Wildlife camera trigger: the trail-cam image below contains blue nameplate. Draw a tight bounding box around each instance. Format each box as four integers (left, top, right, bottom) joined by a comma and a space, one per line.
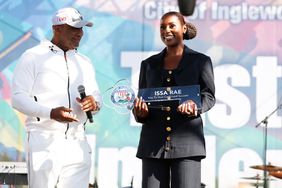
138, 85, 201, 109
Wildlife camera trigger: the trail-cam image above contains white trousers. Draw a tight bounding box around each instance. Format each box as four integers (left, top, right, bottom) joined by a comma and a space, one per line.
27, 131, 91, 188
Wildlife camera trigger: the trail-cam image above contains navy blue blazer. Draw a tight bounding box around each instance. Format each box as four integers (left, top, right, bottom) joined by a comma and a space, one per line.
134, 45, 215, 159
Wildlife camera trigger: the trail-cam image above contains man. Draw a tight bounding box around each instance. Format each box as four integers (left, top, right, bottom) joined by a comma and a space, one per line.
12, 7, 100, 188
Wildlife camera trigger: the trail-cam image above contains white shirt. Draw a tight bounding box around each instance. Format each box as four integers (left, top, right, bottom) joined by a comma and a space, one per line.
12, 40, 101, 135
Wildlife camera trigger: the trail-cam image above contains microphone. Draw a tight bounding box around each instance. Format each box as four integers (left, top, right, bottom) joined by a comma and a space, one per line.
78, 85, 94, 123
177, 0, 196, 16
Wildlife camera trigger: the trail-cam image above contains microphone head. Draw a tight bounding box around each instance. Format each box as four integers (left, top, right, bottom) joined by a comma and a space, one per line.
78, 85, 85, 93
177, 0, 196, 16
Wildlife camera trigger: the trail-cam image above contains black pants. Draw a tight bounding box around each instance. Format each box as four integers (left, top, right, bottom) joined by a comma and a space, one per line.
142, 157, 201, 188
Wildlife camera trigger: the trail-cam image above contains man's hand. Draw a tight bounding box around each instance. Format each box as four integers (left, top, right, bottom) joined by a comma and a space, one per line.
50, 106, 79, 123
76, 95, 99, 112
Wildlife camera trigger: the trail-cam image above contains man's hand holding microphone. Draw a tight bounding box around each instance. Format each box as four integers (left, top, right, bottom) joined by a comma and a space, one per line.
50, 85, 99, 123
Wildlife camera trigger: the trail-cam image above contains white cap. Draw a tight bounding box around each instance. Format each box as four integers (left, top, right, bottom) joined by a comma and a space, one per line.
52, 7, 93, 28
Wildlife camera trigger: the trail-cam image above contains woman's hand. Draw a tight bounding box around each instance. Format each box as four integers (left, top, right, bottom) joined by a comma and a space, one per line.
177, 100, 198, 116
133, 97, 149, 118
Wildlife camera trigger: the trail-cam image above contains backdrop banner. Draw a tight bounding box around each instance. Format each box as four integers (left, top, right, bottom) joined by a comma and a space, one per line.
0, 1, 282, 187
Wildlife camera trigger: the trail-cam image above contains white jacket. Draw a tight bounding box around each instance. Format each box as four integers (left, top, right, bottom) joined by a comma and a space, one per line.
12, 40, 101, 135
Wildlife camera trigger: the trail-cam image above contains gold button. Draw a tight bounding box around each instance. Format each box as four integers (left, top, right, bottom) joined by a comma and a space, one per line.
162, 106, 171, 111
166, 116, 171, 121
166, 127, 172, 131
166, 136, 171, 141
165, 147, 170, 151
166, 87, 171, 92
166, 78, 171, 82
168, 70, 172, 74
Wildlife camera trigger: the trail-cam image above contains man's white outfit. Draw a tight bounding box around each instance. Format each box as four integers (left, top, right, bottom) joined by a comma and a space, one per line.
12, 40, 100, 188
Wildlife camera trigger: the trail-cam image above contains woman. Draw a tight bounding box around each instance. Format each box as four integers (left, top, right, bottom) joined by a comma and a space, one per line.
133, 11, 215, 188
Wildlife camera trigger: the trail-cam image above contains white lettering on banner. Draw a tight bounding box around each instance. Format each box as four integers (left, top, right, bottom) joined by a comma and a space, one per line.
208, 64, 251, 129
189, 2, 207, 20
143, 1, 178, 20
143, 1, 207, 20
218, 148, 263, 188
218, 149, 282, 188
143, 1, 282, 24
97, 147, 141, 188
90, 136, 282, 188
97, 148, 119, 188
212, 2, 282, 24
95, 138, 216, 188
253, 56, 282, 128
202, 136, 216, 187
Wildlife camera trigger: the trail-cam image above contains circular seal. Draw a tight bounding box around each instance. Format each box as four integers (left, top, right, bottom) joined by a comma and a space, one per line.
110, 85, 135, 108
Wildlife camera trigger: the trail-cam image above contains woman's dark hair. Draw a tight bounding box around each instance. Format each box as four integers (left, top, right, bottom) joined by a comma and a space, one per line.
161, 11, 197, 40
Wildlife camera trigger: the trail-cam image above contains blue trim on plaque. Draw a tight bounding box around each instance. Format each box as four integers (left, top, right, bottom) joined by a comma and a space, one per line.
138, 85, 201, 109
